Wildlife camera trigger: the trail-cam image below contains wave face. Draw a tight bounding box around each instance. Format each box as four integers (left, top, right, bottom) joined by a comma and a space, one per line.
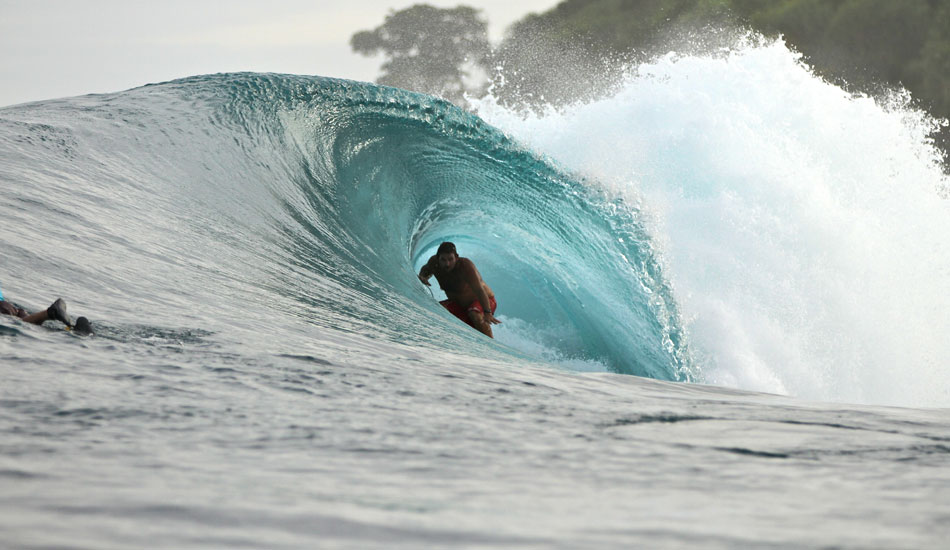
0, 72, 694, 382
475, 37, 950, 407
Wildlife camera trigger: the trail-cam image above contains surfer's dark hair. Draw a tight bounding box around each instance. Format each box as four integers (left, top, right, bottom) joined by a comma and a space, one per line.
437, 242, 457, 256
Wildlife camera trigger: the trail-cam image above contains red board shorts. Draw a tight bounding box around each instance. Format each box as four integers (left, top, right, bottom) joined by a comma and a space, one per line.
440, 297, 497, 328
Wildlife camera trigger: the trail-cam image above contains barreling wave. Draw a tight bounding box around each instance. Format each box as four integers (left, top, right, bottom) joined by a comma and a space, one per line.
0, 73, 696, 382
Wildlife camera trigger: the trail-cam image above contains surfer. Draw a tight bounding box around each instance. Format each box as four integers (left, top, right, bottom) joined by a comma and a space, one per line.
0, 283, 92, 334
418, 242, 501, 338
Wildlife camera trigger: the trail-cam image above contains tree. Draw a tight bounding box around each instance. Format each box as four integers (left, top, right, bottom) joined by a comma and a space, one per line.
350, 4, 491, 104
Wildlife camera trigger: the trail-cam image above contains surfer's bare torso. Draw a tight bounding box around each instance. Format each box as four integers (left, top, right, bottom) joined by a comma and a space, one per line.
417, 244, 500, 338
426, 256, 494, 308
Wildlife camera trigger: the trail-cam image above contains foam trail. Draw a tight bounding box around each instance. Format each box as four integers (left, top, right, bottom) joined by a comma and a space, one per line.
474, 37, 950, 407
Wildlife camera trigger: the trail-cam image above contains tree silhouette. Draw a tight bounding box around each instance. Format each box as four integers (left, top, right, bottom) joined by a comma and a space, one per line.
350, 4, 491, 104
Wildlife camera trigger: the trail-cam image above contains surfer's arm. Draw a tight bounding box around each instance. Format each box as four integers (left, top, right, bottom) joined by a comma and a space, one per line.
465, 261, 497, 321
417, 257, 436, 286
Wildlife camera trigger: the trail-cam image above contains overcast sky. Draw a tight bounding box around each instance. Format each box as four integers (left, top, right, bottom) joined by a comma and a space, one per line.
0, 0, 556, 107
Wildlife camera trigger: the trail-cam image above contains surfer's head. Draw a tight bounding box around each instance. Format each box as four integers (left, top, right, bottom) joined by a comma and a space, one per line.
437, 241, 458, 271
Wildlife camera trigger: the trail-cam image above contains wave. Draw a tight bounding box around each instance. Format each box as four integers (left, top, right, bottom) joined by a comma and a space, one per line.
0, 72, 695, 382
4, 35, 948, 407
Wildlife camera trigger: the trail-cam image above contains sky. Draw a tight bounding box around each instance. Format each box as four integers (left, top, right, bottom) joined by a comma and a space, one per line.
0, 0, 557, 108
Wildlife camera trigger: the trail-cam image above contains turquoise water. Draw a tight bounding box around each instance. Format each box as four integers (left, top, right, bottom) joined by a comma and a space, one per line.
1, 37, 949, 549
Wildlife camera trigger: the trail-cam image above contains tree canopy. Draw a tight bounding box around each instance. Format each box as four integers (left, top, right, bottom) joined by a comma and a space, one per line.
350, 4, 491, 104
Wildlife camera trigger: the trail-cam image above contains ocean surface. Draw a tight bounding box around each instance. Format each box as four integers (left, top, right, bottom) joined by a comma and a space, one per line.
2, 37, 949, 549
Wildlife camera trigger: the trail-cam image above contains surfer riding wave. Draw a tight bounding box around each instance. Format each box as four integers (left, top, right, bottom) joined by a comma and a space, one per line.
417, 242, 501, 338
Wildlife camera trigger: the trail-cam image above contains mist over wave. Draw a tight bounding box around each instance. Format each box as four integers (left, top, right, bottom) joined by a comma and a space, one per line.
473, 36, 950, 407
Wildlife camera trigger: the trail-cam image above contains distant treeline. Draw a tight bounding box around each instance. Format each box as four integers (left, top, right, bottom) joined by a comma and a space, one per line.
353, 1, 950, 154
